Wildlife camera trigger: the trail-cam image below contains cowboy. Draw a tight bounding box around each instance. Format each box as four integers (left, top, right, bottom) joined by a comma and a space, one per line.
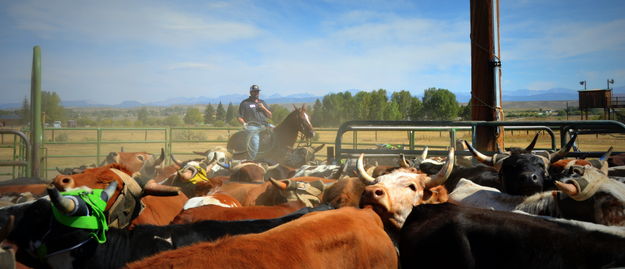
238, 84, 272, 159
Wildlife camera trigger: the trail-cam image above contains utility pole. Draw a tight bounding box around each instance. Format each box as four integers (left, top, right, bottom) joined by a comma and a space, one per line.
470, 0, 504, 152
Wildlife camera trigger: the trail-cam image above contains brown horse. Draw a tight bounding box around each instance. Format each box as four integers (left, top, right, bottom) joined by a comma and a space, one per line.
227, 105, 315, 163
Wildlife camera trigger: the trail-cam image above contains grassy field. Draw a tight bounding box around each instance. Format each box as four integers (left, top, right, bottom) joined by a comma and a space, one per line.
1, 124, 624, 181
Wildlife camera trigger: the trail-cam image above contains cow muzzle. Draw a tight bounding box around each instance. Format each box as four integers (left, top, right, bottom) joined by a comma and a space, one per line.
360, 185, 391, 213
54, 176, 75, 190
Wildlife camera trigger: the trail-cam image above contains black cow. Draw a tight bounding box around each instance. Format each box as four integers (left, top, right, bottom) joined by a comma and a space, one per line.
400, 203, 625, 269
462, 133, 577, 196
0, 185, 333, 269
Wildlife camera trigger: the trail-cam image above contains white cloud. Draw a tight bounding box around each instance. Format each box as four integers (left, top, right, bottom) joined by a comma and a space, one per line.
8, 0, 262, 46
504, 19, 625, 60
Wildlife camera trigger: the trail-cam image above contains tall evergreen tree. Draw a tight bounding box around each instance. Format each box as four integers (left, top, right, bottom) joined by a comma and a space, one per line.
215, 102, 226, 121
225, 103, 236, 123
204, 103, 215, 124
310, 99, 323, 126
19, 97, 31, 124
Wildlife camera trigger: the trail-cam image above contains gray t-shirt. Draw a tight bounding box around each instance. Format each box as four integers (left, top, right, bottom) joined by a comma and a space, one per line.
239, 97, 270, 125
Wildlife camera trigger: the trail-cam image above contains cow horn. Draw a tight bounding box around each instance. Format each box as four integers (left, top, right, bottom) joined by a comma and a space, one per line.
464, 140, 494, 166
154, 148, 165, 166
47, 184, 76, 215
357, 153, 376, 184
313, 144, 325, 153
399, 154, 410, 168
421, 146, 429, 160
100, 181, 118, 202
56, 167, 66, 174
600, 146, 614, 161
268, 177, 288, 190
203, 154, 218, 166
266, 163, 280, 170
554, 181, 578, 196
193, 150, 210, 156
143, 179, 180, 196
525, 133, 540, 152
550, 134, 577, 163
170, 153, 184, 167
424, 147, 455, 189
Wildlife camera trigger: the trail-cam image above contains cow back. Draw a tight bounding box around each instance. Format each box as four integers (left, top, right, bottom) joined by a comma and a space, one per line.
126, 207, 397, 269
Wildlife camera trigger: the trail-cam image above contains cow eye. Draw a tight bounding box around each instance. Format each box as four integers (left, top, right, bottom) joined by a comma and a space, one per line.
408, 184, 417, 192
137, 155, 145, 161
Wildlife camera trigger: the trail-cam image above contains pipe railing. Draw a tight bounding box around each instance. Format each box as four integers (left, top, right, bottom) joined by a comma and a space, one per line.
334, 120, 625, 162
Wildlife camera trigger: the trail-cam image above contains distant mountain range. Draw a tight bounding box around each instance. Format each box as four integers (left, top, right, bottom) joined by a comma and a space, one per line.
1, 86, 623, 109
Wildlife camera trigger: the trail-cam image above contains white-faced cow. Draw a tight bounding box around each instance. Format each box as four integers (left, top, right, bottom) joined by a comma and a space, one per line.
357, 148, 455, 240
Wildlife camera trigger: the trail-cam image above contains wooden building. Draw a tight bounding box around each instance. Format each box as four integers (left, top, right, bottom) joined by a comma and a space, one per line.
578, 89, 612, 120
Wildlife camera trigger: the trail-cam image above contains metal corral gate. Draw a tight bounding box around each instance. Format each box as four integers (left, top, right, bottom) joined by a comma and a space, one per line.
0, 127, 334, 180
333, 120, 625, 162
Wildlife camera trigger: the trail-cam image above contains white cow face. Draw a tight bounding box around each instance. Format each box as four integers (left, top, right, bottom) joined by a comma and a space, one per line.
360, 169, 428, 229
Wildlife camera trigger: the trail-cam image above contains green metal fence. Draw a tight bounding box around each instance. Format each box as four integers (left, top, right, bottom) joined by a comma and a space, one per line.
3, 120, 625, 180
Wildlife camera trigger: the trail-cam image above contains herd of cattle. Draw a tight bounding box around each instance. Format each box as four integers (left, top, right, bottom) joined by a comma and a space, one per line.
1, 133, 625, 268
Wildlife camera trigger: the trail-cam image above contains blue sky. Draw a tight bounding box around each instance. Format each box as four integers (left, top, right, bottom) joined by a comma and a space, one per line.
1, 0, 624, 105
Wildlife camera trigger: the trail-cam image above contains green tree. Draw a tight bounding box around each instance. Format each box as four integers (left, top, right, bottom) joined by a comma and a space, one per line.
353, 91, 372, 120
408, 96, 423, 120
310, 99, 323, 126
19, 97, 31, 124
368, 89, 388, 120
421, 88, 459, 120
204, 103, 215, 124
383, 102, 402, 120
270, 104, 290, 124
164, 114, 183, 126
215, 102, 226, 121
225, 103, 237, 124
42, 91, 65, 122
391, 90, 413, 119
183, 107, 203, 125
458, 104, 471, 120
137, 107, 149, 125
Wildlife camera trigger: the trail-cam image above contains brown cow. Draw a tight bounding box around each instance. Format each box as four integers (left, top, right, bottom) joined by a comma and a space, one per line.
126, 207, 397, 269
101, 149, 166, 178
321, 176, 366, 208
220, 176, 332, 206
549, 147, 612, 179
171, 201, 305, 223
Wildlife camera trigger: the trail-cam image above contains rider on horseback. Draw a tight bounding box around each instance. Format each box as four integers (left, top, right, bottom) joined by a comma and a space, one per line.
238, 84, 273, 159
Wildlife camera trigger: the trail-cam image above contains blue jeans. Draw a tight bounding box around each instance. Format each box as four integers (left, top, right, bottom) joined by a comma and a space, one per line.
245, 125, 261, 159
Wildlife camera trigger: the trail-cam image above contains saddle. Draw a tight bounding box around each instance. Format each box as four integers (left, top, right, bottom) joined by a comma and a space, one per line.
227, 127, 275, 160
